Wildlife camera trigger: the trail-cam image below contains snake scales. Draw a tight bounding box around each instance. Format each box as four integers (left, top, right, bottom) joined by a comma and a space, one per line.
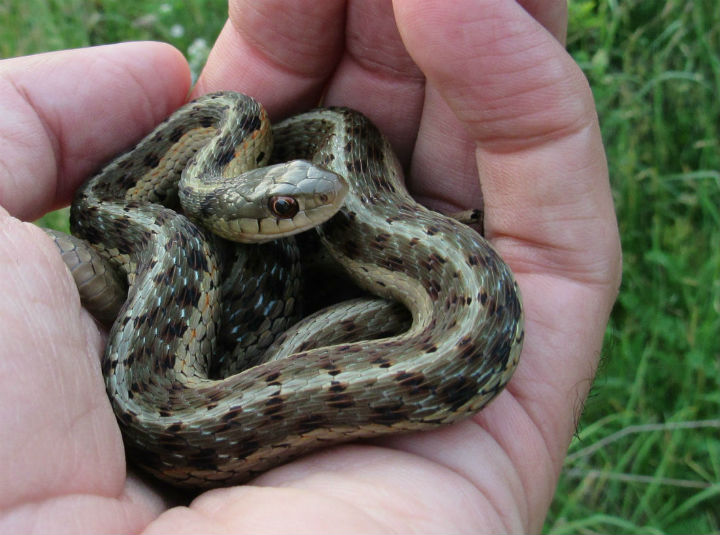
48, 91, 524, 488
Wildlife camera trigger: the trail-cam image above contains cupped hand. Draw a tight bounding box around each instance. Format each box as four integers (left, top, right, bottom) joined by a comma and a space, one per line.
0, 0, 620, 533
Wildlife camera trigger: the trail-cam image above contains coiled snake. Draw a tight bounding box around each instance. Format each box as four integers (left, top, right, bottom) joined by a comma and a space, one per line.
48, 91, 524, 488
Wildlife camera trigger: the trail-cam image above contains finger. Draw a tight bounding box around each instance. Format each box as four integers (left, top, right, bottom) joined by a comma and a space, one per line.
0, 42, 190, 221
322, 0, 425, 165
395, 0, 618, 281
394, 0, 620, 527
192, 0, 346, 118
0, 210, 119, 506
0, 208, 168, 530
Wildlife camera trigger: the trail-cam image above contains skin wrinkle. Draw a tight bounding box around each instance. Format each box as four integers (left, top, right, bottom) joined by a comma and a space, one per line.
496, 395, 571, 522
304, 481, 411, 531
492, 217, 619, 285
231, 1, 345, 76
231, 30, 333, 89
154, 486, 387, 533
0, 76, 60, 218
423, 425, 527, 532
375, 422, 523, 520
343, 3, 423, 82
290, 451, 507, 533
406, 87, 482, 211
482, 391, 554, 513
501, 361, 570, 470
344, 44, 423, 82
1, 494, 155, 534
456, 78, 592, 149
396, 7, 590, 153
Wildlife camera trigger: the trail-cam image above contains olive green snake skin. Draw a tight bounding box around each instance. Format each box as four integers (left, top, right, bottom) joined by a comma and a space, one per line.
48, 91, 524, 488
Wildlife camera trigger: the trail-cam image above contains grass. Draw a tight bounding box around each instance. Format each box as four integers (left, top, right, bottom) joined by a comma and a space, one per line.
1, 0, 718, 532
548, 2, 720, 533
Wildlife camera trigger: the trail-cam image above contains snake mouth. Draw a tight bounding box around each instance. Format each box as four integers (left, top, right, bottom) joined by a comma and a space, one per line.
212, 203, 344, 243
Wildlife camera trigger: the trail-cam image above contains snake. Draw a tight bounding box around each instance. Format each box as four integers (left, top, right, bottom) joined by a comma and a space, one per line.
47, 91, 524, 489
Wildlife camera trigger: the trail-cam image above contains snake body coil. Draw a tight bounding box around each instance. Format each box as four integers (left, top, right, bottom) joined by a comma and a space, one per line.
52, 92, 524, 488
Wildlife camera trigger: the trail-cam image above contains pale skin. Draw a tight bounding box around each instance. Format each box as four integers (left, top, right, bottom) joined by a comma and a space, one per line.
0, 0, 621, 532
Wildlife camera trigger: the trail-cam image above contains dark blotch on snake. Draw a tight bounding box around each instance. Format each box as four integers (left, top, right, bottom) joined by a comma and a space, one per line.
133, 306, 162, 330
198, 195, 215, 218
176, 284, 202, 308
143, 152, 160, 169
185, 247, 210, 273
158, 320, 188, 342
395, 371, 432, 396
158, 351, 176, 370
216, 147, 236, 168
328, 381, 348, 393
379, 256, 404, 271
371, 355, 393, 368
486, 335, 515, 369
436, 376, 481, 412
263, 396, 285, 417
220, 406, 244, 422
166, 422, 185, 433
340, 239, 360, 260
370, 402, 409, 426
241, 113, 262, 132
421, 278, 441, 301
168, 126, 185, 142
478, 289, 488, 305
467, 254, 481, 266
426, 225, 440, 236
346, 159, 363, 174
340, 319, 356, 332
326, 392, 355, 410
297, 414, 329, 434
264, 371, 281, 384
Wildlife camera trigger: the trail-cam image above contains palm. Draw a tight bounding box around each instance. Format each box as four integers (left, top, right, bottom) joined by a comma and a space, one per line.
0, 1, 619, 533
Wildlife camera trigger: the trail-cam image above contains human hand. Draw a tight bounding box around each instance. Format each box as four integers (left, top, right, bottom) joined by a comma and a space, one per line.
0, 0, 621, 533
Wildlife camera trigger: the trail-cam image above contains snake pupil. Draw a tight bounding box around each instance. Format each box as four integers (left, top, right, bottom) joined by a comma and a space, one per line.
269, 195, 299, 218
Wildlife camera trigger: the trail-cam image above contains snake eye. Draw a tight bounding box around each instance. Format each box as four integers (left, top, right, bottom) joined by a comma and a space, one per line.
268, 195, 299, 219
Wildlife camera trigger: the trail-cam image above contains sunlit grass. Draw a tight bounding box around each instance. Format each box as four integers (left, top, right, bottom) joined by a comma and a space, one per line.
546, 1, 720, 533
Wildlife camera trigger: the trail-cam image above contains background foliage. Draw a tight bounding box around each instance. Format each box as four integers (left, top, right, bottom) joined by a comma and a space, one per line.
1, 1, 718, 532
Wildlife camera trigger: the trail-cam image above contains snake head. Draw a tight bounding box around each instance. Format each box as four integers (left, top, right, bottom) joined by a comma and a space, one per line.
180, 160, 348, 243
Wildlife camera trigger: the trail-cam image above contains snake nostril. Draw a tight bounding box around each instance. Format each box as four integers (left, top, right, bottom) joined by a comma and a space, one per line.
268, 195, 299, 219
319, 194, 329, 204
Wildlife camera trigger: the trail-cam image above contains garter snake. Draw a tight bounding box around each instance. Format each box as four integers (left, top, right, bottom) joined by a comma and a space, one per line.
49, 91, 524, 488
